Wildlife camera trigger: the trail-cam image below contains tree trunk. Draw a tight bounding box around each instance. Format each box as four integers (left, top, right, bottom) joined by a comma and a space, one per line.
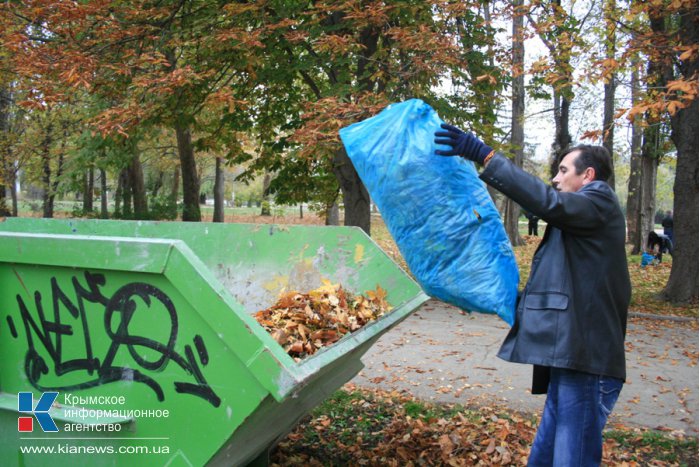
664, 98, 698, 302
638, 112, 661, 255
0, 184, 9, 216
0, 154, 17, 217
151, 171, 164, 197
129, 153, 148, 219
550, 92, 573, 177
602, 0, 617, 190
602, 84, 616, 188
100, 168, 109, 218
83, 167, 94, 213
45, 120, 68, 218
626, 61, 643, 252
0, 84, 10, 216
120, 168, 132, 219
650, 5, 698, 302
635, 39, 664, 255
41, 122, 54, 218
175, 123, 201, 222
213, 157, 225, 222
260, 172, 271, 216
325, 201, 340, 226
114, 169, 123, 217
0, 168, 6, 219
332, 147, 370, 235
662, 8, 698, 302
10, 172, 18, 216
505, 0, 525, 247
170, 165, 180, 207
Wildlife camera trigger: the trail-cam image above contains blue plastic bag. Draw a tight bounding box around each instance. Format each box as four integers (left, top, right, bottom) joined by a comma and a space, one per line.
641, 252, 657, 267
339, 99, 518, 325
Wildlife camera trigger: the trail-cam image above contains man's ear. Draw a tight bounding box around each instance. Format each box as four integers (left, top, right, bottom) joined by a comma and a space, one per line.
583, 167, 596, 184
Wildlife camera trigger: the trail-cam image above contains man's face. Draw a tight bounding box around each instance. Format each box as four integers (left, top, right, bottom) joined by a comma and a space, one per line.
552, 150, 592, 192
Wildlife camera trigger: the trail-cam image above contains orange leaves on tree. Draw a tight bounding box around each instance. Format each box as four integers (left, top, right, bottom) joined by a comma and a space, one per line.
614, 108, 629, 119
58, 66, 93, 90
343, 0, 393, 26
215, 28, 264, 49
529, 57, 550, 74
677, 44, 699, 62
313, 34, 356, 58
204, 89, 249, 115
291, 93, 388, 160
589, 57, 620, 84
92, 105, 146, 138
581, 129, 603, 142
626, 76, 697, 122
283, 30, 309, 44
386, 25, 461, 69
475, 74, 498, 86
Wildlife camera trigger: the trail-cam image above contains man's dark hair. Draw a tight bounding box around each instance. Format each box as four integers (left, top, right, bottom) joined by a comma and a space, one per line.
559, 145, 613, 182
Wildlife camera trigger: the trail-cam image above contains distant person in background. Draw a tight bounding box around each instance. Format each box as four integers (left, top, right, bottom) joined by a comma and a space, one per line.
646, 231, 672, 262
661, 210, 674, 246
524, 210, 540, 236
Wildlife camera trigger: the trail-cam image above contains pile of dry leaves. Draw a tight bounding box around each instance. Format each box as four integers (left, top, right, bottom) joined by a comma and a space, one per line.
271, 386, 698, 466
255, 282, 392, 360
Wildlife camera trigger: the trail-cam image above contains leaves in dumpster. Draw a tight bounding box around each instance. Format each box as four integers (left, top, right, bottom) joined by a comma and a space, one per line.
254, 281, 392, 360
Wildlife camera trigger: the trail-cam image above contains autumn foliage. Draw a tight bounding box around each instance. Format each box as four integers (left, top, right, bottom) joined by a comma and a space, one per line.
255, 282, 392, 361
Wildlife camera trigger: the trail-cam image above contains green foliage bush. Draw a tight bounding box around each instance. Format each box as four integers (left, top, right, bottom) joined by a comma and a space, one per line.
148, 195, 178, 221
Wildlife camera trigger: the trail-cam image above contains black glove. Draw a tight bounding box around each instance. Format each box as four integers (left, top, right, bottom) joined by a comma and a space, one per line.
434, 123, 493, 165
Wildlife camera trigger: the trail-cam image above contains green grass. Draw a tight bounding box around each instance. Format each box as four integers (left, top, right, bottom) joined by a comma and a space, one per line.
289, 390, 398, 463
605, 429, 699, 465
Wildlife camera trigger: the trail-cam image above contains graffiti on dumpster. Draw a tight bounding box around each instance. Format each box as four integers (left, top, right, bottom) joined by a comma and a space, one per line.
7, 270, 221, 408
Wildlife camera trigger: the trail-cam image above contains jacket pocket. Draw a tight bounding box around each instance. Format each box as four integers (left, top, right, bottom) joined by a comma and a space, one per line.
507, 292, 570, 362
523, 292, 569, 311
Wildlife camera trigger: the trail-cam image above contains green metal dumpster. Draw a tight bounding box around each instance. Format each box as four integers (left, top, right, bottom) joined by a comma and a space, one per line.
0, 217, 429, 466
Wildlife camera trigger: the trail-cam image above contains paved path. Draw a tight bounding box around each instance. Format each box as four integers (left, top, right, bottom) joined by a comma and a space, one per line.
352, 299, 699, 435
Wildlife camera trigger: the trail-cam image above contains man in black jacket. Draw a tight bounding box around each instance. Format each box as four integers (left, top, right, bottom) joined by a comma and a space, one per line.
435, 124, 630, 466
661, 210, 674, 247
524, 210, 540, 236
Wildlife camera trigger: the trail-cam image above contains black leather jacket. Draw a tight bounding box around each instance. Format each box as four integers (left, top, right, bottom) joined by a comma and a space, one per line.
480, 154, 630, 387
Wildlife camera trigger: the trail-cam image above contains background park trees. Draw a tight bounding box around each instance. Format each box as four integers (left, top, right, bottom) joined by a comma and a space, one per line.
0, 0, 696, 302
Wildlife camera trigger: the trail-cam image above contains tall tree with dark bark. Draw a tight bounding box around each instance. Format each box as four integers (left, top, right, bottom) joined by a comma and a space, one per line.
213, 157, 225, 223
623, 0, 699, 303
626, 59, 644, 253
646, 3, 698, 303
601, 0, 617, 190
504, 0, 526, 247
0, 84, 12, 216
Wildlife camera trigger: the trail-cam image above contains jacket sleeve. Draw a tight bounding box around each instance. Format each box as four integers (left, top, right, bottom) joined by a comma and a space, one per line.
479, 153, 614, 235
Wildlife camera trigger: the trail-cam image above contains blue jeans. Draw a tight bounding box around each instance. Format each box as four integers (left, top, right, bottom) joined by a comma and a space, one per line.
528, 368, 624, 467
